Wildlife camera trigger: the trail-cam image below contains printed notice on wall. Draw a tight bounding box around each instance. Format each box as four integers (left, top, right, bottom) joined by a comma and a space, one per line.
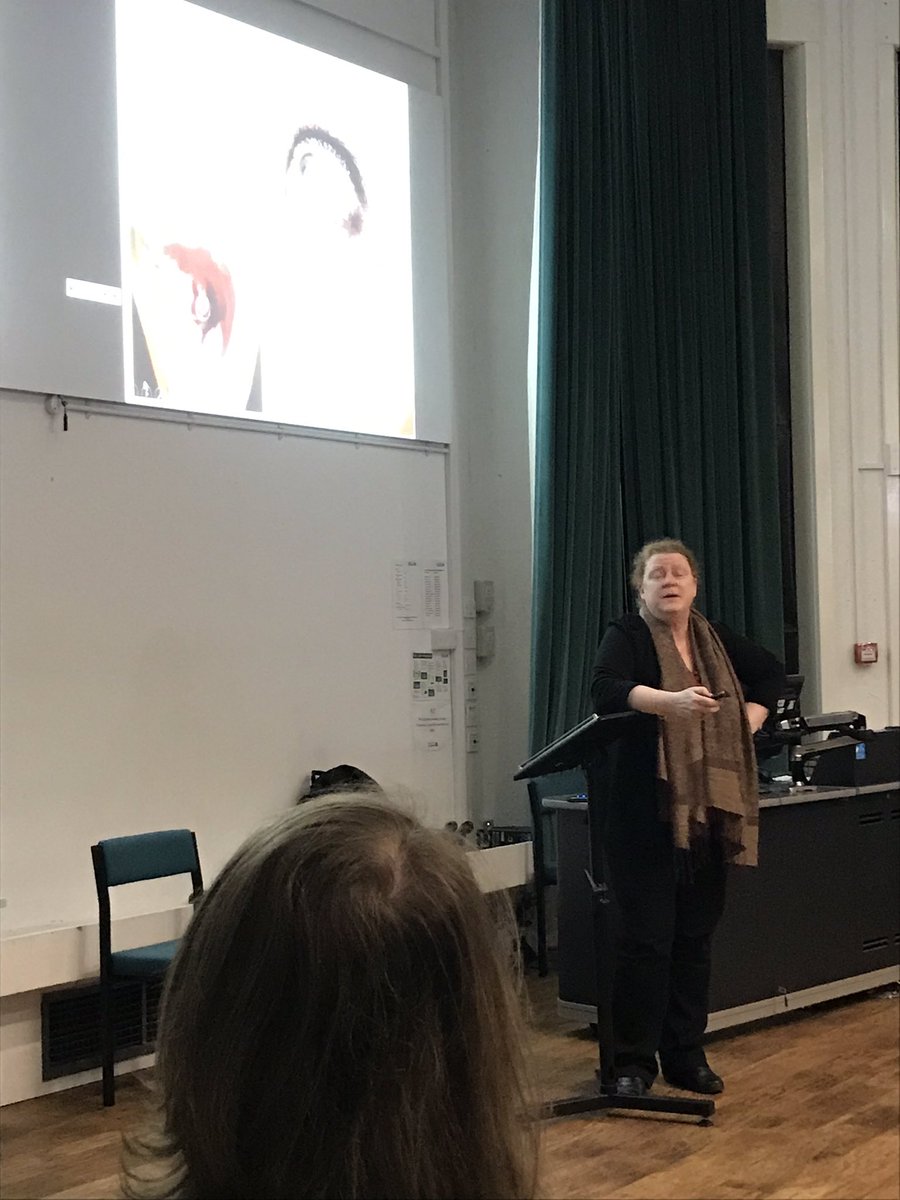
411, 653, 451, 751
423, 560, 448, 629
392, 559, 448, 630
411, 651, 450, 702
392, 560, 423, 628
414, 703, 451, 752
414, 727, 445, 752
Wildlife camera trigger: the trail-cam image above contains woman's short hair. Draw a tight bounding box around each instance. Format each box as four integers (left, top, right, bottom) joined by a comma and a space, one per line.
122, 795, 536, 1200
630, 538, 700, 594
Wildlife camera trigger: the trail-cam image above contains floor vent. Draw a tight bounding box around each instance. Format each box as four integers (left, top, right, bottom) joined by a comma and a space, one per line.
41, 978, 163, 1081
862, 936, 889, 954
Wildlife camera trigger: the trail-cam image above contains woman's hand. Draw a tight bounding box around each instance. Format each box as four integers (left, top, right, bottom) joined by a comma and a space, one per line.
744, 701, 769, 734
664, 686, 721, 719
628, 684, 720, 719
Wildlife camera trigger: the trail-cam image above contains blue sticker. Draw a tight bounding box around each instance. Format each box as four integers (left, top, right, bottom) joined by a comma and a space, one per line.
855, 743, 866, 760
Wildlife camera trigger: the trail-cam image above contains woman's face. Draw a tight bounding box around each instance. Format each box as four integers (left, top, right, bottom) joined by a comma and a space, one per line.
640, 553, 697, 623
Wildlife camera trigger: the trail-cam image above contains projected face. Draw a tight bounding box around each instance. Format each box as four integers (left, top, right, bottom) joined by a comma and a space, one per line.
285, 126, 368, 238
116, 0, 414, 437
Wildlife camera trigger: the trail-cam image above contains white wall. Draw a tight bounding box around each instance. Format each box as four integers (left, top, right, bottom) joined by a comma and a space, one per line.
447, 0, 540, 826
769, 0, 900, 726
0, 396, 455, 932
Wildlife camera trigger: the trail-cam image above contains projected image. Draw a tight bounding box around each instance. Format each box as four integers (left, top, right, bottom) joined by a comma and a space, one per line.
116, 0, 414, 438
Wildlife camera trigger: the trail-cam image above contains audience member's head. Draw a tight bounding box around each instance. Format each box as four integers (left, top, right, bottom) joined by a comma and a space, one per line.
297, 762, 383, 803
122, 794, 536, 1200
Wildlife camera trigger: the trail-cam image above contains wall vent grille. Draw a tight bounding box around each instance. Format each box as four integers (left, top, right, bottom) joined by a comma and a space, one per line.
857, 811, 884, 825
862, 937, 889, 953
41, 979, 163, 1081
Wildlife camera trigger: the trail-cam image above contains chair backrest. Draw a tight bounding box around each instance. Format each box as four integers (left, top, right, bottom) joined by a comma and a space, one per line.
91, 829, 204, 971
93, 829, 202, 888
526, 770, 587, 878
90, 828, 203, 1052
528, 769, 588, 806
526, 769, 588, 829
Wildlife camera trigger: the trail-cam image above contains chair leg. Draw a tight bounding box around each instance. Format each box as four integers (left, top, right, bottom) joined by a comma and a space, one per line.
531, 818, 549, 977
535, 876, 548, 977
100, 980, 115, 1106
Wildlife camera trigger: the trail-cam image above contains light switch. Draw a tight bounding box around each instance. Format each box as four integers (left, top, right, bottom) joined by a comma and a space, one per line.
475, 625, 495, 658
474, 579, 494, 614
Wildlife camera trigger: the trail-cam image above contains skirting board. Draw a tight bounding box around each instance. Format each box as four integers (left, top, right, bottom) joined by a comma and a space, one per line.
0, 907, 195, 999
0, 842, 533, 1105
466, 841, 532, 893
0, 987, 156, 1108
0, 843, 533, 1001
557, 966, 900, 1031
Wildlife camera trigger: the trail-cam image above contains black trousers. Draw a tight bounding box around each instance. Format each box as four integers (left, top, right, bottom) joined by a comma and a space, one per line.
605, 842, 728, 1084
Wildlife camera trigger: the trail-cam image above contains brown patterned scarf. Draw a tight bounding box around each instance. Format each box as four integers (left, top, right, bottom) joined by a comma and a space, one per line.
642, 607, 760, 866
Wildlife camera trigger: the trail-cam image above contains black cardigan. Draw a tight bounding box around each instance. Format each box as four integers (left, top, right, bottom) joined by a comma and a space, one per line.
591, 613, 786, 717
590, 613, 786, 853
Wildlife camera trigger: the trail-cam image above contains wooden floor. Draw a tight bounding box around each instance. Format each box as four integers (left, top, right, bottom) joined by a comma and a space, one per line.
1, 978, 898, 1200
529, 977, 900, 1200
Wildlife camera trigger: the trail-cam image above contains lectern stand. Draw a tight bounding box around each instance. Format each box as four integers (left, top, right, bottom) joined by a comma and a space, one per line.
515, 713, 715, 1124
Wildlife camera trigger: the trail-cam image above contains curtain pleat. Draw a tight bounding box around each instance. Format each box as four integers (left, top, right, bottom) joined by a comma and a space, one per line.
530, 0, 784, 755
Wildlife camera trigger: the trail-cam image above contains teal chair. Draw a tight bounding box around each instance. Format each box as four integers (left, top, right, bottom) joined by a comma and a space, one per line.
91, 829, 203, 1106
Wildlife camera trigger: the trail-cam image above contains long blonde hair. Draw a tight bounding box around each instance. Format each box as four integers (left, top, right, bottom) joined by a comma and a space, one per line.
122, 795, 537, 1199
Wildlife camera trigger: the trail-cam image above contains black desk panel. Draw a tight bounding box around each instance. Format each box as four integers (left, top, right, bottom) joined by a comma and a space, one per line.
553, 785, 899, 1020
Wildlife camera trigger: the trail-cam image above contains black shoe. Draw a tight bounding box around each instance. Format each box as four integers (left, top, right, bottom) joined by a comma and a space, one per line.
615, 1075, 649, 1097
662, 1064, 724, 1095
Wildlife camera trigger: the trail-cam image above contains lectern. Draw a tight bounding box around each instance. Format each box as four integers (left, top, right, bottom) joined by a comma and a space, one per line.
515, 712, 715, 1123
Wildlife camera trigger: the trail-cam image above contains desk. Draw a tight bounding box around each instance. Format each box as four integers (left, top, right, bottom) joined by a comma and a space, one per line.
551, 782, 899, 1030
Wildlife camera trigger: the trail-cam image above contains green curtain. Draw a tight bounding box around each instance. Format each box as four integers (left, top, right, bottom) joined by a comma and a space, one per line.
530, 0, 628, 754
530, 0, 784, 755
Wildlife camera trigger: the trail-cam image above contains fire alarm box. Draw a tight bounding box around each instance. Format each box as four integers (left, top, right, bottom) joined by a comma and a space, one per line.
854, 642, 878, 664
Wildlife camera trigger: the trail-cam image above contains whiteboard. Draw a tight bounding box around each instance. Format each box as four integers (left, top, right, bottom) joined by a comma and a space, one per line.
0, 392, 454, 930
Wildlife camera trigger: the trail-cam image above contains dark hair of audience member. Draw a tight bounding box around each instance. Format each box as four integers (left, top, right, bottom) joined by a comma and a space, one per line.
121, 794, 537, 1199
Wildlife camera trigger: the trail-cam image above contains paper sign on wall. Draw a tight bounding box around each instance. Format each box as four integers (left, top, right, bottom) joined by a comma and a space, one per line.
414, 703, 451, 752
411, 651, 450, 702
392, 559, 423, 628
392, 559, 448, 630
423, 560, 447, 628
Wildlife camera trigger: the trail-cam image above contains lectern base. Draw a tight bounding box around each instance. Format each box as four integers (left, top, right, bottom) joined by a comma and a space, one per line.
541, 1084, 715, 1123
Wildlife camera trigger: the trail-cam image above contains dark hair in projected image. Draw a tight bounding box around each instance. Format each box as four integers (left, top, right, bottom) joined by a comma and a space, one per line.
117, 0, 415, 439
286, 124, 368, 236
